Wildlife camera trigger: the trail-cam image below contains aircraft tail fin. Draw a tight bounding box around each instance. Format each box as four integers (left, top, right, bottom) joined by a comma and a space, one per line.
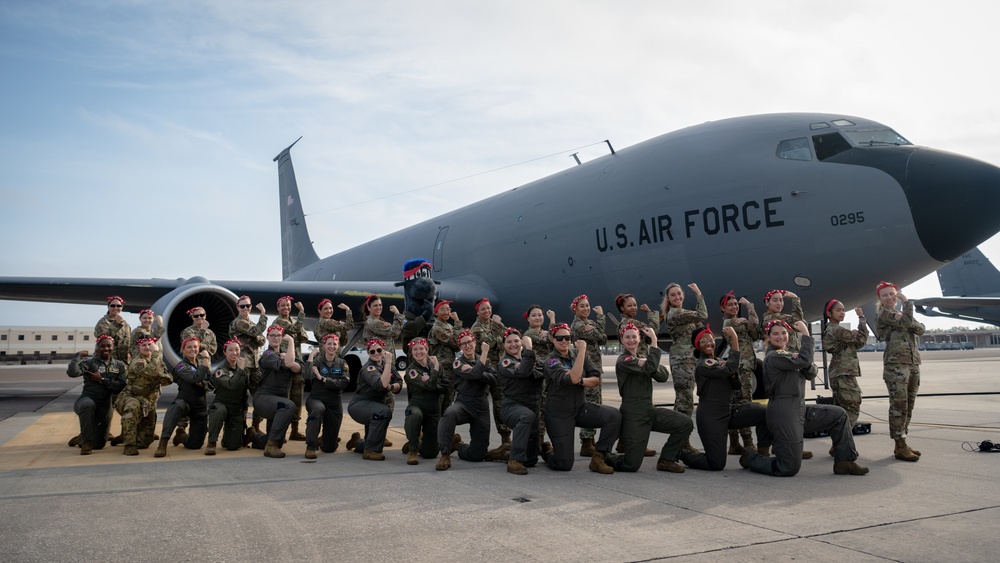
937, 247, 1000, 297
273, 138, 320, 279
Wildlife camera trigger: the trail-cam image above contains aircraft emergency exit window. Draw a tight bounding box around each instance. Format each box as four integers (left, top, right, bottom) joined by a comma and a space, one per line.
842, 129, 911, 147
831, 119, 856, 127
813, 132, 852, 161
776, 138, 812, 161
810, 122, 831, 130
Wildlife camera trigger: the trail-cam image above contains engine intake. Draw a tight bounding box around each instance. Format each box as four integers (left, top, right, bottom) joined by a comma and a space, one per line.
150, 281, 239, 369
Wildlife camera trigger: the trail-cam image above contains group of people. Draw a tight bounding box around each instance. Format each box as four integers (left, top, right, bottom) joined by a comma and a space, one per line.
66, 278, 925, 477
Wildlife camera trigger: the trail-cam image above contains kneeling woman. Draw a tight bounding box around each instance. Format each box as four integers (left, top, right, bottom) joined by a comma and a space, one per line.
402, 338, 445, 465
741, 320, 868, 476
156, 337, 211, 457
347, 339, 402, 460
249, 327, 304, 458
614, 323, 692, 473
497, 328, 541, 475
679, 325, 770, 471
304, 334, 351, 459
436, 332, 496, 470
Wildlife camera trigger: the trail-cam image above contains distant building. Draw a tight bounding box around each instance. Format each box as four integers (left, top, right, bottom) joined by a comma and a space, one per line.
0, 327, 93, 362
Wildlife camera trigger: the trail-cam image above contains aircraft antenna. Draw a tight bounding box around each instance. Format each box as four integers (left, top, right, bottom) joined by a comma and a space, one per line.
570, 153, 581, 165
605, 140, 616, 155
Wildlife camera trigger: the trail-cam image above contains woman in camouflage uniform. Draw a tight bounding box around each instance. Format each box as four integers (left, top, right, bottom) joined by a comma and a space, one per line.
822, 300, 867, 429
661, 283, 707, 452
522, 305, 555, 455
875, 282, 923, 462
569, 295, 606, 456
720, 292, 761, 455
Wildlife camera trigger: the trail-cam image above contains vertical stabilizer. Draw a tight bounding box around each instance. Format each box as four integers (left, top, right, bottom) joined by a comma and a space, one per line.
273, 138, 320, 279
937, 247, 1000, 297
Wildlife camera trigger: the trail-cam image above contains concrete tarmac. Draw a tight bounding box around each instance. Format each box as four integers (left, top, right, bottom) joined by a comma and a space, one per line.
0, 350, 998, 562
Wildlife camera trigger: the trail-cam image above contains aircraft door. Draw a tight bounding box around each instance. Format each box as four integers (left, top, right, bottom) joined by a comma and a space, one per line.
433, 226, 449, 272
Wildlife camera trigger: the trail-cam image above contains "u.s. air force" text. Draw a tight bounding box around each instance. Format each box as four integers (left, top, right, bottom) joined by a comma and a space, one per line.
595, 197, 784, 252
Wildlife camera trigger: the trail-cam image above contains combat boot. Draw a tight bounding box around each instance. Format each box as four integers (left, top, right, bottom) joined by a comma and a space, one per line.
346, 432, 361, 451
172, 428, 187, 447
540, 441, 554, 462
741, 434, 755, 452
362, 449, 385, 461
507, 459, 528, 475
739, 449, 753, 469
68, 434, 82, 447
263, 439, 286, 458
833, 460, 870, 475
451, 433, 463, 450
579, 437, 596, 457
80, 441, 93, 455
205, 442, 216, 456
304, 449, 317, 460
407, 449, 419, 465
251, 419, 262, 435
656, 458, 685, 473
681, 439, 701, 454
289, 422, 306, 441
154, 436, 170, 458
757, 445, 770, 457
109, 435, 124, 447
643, 447, 656, 457
728, 431, 743, 455
589, 452, 614, 474
902, 438, 921, 457
123, 445, 139, 456
436, 453, 451, 471
484, 442, 511, 462
383, 438, 393, 447
402, 442, 411, 454
243, 427, 257, 447
500, 429, 512, 447
802, 450, 813, 459
894, 438, 919, 461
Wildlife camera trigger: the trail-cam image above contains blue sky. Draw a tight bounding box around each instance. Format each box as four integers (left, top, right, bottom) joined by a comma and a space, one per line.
2, 1, 1000, 329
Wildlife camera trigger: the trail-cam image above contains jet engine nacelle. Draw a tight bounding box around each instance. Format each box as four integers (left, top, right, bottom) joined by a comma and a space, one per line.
150, 278, 238, 370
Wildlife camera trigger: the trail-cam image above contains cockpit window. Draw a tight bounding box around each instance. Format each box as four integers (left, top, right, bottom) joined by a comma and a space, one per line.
831, 119, 856, 127
842, 129, 911, 147
776, 137, 812, 161
809, 122, 831, 130
813, 132, 853, 161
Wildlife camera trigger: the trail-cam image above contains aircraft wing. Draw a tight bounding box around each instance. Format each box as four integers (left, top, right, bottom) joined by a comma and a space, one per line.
913, 296, 1000, 325
0, 276, 492, 314
913, 297, 1000, 310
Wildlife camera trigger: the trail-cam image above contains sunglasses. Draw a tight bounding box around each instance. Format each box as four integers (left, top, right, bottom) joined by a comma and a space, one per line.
109, 304, 123, 308
369, 348, 383, 354
238, 304, 252, 309
553, 335, 572, 342
192, 314, 206, 318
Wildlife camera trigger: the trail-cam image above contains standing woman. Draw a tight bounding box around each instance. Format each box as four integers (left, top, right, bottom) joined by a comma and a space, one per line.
129, 309, 164, 360
270, 296, 308, 441
523, 305, 556, 454
679, 325, 770, 471
402, 338, 444, 465
249, 327, 304, 458
874, 282, 924, 462
662, 283, 707, 451
739, 320, 868, 477
613, 323, 692, 473
229, 296, 268, 435
346, 339, 402, 461
497, 328, 540, 475
822, 300, 867, 430
614, 293, 660, 356
720, 292, 761, 455
570, 295, 607, 456
362, 294, 404, 447
304, 334, 350, 459
761, 290, 806, 354
428, 300, 462, 412
314, 299, 354, 348
95, 296, 131, 364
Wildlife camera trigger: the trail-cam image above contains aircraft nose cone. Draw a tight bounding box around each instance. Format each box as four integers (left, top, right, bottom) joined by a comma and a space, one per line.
904, 148, 1000, 262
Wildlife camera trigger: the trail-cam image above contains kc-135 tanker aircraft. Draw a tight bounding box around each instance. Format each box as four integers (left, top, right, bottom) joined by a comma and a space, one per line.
3, 113, 1000, 369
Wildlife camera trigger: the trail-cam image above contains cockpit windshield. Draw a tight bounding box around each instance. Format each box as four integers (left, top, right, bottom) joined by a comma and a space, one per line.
842, 129, 911, 147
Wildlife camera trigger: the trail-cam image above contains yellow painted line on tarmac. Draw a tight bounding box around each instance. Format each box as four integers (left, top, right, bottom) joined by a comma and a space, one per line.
0, 410, 407, 471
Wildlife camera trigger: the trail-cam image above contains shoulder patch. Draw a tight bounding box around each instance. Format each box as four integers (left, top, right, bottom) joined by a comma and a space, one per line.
621, 355, 634, 363
453, 359, 461, 369
320, 366, 330, 375
365, 365, 378, 372
407, 369, 419, 379
214, 369, 223, 377
501, 358, 512, 368
703, 358, 717, 367
546, 358, 560, 367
